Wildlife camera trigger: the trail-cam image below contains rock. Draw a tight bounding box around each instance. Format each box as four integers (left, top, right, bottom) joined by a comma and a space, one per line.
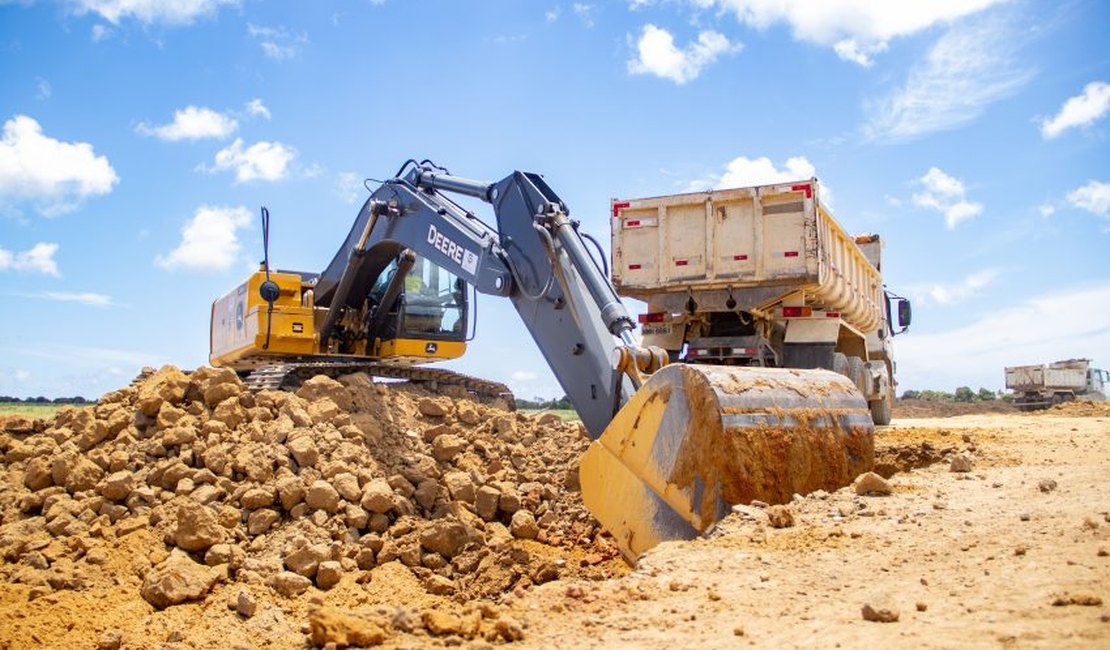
202, 374, 244, 408
443, 471, 476, 504
862, 596, 900, 622
457, 407, 481, 426
307, 398, 341, 425
510, 510, 539, 540
332, 472, 361, 502
767, 505, 795, 528
23, 457, 53, 491
287, 436, 319, 468
173, 501, 225, 552
853, 472, 892, 496
316, 560, 343, 589
240, 486, 275, 510
97, 630, 123, 650
423, 610, 479, 638
305, 480, 341, 513
492, 415, 516, 438
236, 589, 257, 617
65, 456, 105, 494
413, 479, 439, 511
420, 518, 470, 558
475, 485, 501, 521
431, 434, 466, 462
360, 479, 395, 514
247, 508, 280, 536
136, 366, 191, 416
537, 412, 562, 426
285, 543, 329, 578
140, 550, 223, 609
1038, 478, 1058, 493
275, 476, 306, 511
949, 453, 973, 473
494, 617, 525, 641
418, 398, 448, 418
269, 571, 313, 597
308, 607, 389, 647
295, 375, 351, 411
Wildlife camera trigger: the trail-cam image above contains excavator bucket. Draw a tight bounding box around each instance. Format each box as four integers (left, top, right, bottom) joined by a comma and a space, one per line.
579, 364, 874, 561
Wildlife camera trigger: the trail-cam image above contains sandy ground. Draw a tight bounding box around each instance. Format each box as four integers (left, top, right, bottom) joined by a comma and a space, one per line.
506, 409, 1110, 649
2, 406, 1108, 649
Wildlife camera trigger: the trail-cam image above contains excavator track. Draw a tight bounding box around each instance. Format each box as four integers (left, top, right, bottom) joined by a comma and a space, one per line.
240, 359, 516, 410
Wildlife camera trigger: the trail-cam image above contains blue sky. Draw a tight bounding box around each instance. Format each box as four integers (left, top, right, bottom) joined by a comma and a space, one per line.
1, 0, 1108, 400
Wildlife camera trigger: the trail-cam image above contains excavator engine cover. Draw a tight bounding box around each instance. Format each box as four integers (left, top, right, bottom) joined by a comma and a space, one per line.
580, 364, 874, 561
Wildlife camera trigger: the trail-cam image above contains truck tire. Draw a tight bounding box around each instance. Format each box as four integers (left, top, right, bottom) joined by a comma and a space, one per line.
870, 392, 893, 425
832, 352, 849, 378
847, 356, 869, 397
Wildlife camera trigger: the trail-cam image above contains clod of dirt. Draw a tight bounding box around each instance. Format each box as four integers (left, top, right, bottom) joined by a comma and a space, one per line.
861, 595, 900, 622
141, 550, 225, 609
309, 607, 390, 647
1052, 592, 1103, 607
1039, 478, 1058, 493
853, 472, 892, 496
766, 505, 794, 528
949, 453, 973, 473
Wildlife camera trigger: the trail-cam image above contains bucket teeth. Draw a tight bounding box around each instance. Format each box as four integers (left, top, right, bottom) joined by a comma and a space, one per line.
580, 364, 874, 561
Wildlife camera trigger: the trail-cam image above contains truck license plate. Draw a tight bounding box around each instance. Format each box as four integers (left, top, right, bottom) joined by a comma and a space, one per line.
642, 324, 673, 336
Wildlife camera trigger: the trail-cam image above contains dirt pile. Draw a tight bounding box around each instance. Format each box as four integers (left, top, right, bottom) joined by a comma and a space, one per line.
0, 365, 624, 647
894, 398, 1016, 418
1046, 400, 1110, 417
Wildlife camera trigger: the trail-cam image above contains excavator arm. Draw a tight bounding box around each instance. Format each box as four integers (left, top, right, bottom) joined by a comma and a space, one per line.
293, 161, 874, 561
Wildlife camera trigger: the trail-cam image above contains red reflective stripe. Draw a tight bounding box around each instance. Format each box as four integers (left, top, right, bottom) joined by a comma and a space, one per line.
628, 263, 642, 270
612, 201, 630, 217
625, 219, 641, 227
784, 251, 799, 257
826, 311, 840, 318
733, 254, 748, 261
675, 259, 688, 266
791, 183, 812, 199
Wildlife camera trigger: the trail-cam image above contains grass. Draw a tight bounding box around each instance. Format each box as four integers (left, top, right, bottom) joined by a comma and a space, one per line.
0, 402, 71, 419
521, 408, 580, 422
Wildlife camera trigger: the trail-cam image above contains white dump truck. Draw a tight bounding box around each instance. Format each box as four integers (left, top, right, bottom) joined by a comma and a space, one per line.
610, 178, 911, 425
1004, 359, 1108, 410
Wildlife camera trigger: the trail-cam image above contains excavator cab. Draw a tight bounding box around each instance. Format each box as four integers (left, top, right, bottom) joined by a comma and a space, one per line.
369, 254, 469, 360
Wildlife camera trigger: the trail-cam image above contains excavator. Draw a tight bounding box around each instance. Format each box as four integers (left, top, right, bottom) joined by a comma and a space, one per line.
210, 160, 874, 560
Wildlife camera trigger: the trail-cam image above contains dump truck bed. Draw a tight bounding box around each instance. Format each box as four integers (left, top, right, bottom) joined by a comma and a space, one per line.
1005, 364, 1088, 392
611, 179, 883, 333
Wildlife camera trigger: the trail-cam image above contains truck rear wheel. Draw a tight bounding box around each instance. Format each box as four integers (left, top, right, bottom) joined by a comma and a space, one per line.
870, 392, 892, 425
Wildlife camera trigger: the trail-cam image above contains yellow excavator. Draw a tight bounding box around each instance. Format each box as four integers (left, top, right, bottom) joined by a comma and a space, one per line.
210, 160, 874, 561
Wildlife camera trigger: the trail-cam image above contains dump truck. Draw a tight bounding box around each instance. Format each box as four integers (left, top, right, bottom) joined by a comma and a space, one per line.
610, 178, 911, 425
1005, 359, 1109, 410
210, 161, 876, 560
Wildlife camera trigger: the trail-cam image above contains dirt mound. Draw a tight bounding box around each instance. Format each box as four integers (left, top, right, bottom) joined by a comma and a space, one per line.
0, 366, 625, 648
1043, 400, 1110, 417
894, 399, 1016, 419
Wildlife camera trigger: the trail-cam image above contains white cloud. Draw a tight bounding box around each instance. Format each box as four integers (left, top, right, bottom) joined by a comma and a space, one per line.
0, 242, 60, 276
628, 24, 741, 84
1040, 81, 1110, 139
687, 155, 815, 192
706, 0, 1005, 65
912, 167, 983, 229
248, 23, 307, 61
573, 3, 595, 28
1038, 203, 1056, 217
0, 115, 118, 216
545, 8, 559, 22
35, 78, 51, 100
511, 370, 538, 381
335, 172, 364, 204
91, 24, 113, 41
1066, 180, 1110, 219
205, 138, 295, 183
245, 98, 271, 120
39, 291, 114, 307
156, 205, 252, 271
864, 18, 1031, 142
72, 0, 240, 26
907, 268, 1000, 306
136, 105, 238, 141
896, 282, 1110, 392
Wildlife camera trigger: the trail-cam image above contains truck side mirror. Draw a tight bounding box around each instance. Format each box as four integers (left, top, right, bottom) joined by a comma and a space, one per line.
897, 299, 912, 329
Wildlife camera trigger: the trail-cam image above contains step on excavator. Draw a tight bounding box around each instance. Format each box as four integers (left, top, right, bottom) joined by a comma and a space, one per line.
210, 160, 874, 561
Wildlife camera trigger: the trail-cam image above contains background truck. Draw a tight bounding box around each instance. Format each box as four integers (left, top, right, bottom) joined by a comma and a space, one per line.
1004, 359, 1108, 410
610, 178, 911, 425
